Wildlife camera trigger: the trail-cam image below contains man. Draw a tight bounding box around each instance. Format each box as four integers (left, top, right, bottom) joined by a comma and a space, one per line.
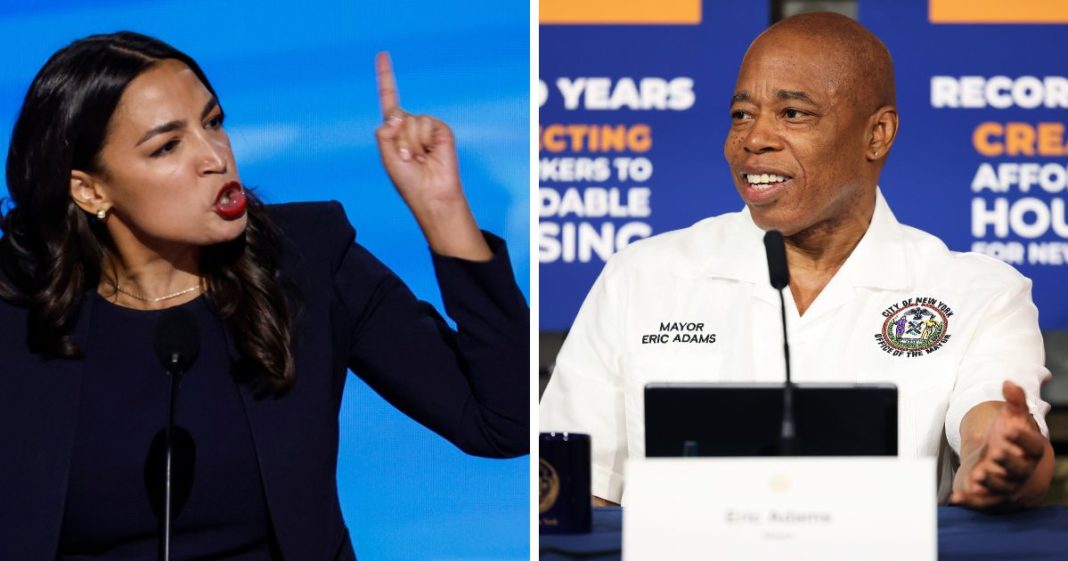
539, 12, 1053, 511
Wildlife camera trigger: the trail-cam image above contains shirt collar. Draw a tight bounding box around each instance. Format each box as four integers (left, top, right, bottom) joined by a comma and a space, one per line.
700, 188, 910, 291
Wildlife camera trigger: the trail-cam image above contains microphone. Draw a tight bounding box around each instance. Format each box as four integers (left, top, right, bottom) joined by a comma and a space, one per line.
764, 230, 789, 290
156, 307, 199, 374
763, 230, 796, 456
154, 308, 200, 561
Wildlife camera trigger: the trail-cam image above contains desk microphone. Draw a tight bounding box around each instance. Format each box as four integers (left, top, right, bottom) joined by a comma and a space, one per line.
763, 230, 796, 455
154, 308, 199, 561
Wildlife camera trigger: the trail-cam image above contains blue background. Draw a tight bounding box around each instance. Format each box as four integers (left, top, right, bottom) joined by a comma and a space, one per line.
860, 0, 1067, 329
538, 0, 769, 330
0, 1, 529, 559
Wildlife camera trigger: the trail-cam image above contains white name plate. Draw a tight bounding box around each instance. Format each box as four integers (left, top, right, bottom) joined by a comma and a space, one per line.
623, 457, 935, 561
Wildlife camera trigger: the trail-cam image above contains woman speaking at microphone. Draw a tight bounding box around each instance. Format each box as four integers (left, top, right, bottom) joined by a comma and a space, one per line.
0, 32, 527, 560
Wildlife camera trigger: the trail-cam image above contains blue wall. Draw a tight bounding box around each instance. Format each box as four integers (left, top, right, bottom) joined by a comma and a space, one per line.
0, 1, 529, 559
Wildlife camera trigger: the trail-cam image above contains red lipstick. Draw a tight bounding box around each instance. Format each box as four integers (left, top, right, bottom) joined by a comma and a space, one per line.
214, 181, 246, 220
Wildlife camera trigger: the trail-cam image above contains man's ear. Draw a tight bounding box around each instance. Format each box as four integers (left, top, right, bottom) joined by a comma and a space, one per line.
867, 106, 899, 161
70, 170, 110, 216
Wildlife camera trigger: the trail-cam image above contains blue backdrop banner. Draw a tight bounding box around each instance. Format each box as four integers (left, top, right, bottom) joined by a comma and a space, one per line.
539, 0, 769, 331
860, 0, 1068, 329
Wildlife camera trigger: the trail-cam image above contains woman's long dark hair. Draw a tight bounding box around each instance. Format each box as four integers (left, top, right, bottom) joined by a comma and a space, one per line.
0, 31, 295, 396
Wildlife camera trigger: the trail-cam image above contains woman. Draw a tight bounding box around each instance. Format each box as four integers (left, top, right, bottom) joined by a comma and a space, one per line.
0, 32, 528, 560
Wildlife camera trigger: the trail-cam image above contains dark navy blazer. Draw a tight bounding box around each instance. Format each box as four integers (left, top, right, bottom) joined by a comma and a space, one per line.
0, 202, 529, 560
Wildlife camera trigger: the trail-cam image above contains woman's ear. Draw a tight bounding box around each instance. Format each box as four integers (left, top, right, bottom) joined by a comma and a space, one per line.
70, 170, 110, 217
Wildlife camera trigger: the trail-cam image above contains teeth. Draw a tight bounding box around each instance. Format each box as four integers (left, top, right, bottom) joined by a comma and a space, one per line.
745, 173, 787, 186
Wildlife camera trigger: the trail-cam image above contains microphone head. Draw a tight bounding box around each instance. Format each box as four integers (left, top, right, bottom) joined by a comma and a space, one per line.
763, 229, 790, 290
155, 307, 200, 373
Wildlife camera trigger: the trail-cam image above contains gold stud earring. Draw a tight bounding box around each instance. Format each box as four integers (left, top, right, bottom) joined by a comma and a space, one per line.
96, 208, 107, 220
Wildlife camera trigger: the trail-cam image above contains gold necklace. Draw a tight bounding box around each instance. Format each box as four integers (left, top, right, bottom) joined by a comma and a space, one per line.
112, 280, 205, 303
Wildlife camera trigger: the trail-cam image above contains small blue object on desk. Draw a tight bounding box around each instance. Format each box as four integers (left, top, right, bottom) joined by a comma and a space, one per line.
539, 506, 1068, 560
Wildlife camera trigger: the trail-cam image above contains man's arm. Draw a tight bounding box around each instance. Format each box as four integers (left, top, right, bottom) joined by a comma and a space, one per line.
540, 259, 630, 504
950, 381, 1054, 510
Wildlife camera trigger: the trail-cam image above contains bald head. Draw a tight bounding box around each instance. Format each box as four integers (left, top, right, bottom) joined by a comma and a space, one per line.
751, 12, 895, 111
724, 12, 901, 237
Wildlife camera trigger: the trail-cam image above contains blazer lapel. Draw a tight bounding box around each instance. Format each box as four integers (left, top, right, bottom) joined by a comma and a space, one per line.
0, 295, 94, 560
225, 314, 345, 561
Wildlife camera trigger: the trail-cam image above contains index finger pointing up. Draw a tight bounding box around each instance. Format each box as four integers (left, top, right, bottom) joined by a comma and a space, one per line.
376, 51, 400, 119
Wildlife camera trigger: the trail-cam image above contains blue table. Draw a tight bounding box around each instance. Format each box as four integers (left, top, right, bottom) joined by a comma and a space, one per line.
540, 506, 1068, 560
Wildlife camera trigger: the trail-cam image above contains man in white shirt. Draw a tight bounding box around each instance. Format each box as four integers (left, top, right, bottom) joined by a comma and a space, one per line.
539, 12, 1054, 511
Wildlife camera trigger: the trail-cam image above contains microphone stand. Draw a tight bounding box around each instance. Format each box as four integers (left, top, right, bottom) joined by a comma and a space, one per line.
154, 307, 198, 561
764, 229, 796, 456
161, 353, 181, 561
776, 289, 796, 455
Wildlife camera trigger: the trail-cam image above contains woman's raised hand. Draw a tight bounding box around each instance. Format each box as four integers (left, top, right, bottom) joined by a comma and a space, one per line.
374, 52, 491, 261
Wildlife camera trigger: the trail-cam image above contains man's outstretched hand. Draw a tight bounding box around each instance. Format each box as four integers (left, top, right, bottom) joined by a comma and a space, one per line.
950, 381, 1053, 511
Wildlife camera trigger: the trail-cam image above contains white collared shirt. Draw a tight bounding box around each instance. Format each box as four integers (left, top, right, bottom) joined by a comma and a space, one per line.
539, 190, 1050, 504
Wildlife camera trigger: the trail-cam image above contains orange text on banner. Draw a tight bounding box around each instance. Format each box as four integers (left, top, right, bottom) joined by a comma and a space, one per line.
930, 0, 1068, 23
540, 0, 701, 25
973, 122, 1068, 157
540, 124, 652, 153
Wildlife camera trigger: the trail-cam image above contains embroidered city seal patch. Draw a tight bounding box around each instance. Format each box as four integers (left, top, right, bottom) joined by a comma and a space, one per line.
873, 297, 953, 357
